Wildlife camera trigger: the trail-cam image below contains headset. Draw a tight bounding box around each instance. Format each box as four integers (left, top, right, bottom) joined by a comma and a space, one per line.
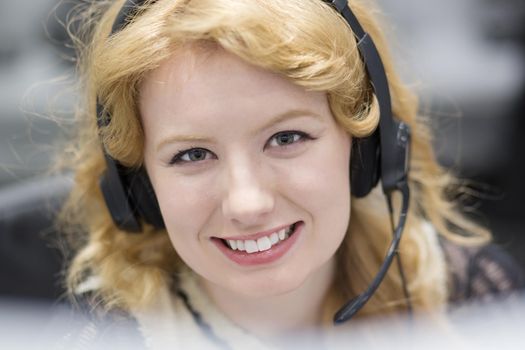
97, 0, 411, 324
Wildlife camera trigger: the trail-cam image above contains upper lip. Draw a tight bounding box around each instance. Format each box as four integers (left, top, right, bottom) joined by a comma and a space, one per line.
216, 222, 295, 241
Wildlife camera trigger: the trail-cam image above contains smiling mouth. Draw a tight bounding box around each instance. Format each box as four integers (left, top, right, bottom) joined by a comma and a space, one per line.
219, 222, 300, 254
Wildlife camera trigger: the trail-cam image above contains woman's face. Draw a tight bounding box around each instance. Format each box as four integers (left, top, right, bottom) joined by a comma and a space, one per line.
140, 47, 351, 298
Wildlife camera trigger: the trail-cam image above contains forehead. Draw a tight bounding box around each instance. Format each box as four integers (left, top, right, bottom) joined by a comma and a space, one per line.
138, 46, 328, 130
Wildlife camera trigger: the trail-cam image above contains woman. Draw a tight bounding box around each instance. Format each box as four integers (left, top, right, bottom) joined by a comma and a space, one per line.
59, 0, 521, 348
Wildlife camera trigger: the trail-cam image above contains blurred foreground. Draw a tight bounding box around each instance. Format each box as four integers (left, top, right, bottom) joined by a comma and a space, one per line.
1, 293, 524, 349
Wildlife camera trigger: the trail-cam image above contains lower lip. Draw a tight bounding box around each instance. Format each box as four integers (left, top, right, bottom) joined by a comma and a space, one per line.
212, 222, 303, 266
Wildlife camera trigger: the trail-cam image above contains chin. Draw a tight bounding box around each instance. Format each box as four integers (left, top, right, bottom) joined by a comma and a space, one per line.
221, 266, 312, 299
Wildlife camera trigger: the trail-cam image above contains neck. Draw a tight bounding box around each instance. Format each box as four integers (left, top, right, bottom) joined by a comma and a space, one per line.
199, 258, 336, 344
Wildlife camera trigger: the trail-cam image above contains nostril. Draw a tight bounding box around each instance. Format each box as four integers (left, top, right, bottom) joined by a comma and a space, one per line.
222, 190, 275, 226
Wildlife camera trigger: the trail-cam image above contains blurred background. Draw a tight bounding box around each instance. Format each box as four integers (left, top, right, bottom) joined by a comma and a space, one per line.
0, 0, 524, 303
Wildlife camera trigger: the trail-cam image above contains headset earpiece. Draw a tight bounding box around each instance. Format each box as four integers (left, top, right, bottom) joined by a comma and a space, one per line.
100, 155, 142, 232
100, 156, 164, 232
125, 167, 165, 229
350, 131, 381, 198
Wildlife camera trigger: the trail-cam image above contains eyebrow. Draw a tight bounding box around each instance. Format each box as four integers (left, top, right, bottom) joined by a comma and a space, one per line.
155, 108, 322, 152
257, 109, 323, 133
156, 134, 214, 152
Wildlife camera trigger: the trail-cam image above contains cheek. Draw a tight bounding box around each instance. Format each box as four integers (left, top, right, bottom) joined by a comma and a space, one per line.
145, 162, 217, 247
149, 173, 218, 270
313, 139, 351, 264
313, 147, 351, 244
290, 133, 351, 217
282, 131, 351, 252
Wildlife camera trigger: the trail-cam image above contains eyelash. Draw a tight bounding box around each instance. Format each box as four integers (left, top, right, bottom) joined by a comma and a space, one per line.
169, 148, 213, 165
168, 130, 313, 165
265, 130, 312, 149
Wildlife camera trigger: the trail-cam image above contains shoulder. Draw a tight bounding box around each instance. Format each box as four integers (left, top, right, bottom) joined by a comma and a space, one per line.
440, 239, 525, 304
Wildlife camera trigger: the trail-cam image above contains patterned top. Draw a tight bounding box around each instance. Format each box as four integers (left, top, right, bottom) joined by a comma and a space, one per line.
442, 240, 524, 304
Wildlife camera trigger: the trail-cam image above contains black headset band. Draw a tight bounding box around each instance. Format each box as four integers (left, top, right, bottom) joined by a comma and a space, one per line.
325, 1, 409, 195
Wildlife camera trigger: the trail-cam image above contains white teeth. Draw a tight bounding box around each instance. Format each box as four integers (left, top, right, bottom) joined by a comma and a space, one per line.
224, 223, 297, 254
236, 240, 245, 251
245, 240, 258, 254
257, 236, 272, 252
228, 240, 237, 250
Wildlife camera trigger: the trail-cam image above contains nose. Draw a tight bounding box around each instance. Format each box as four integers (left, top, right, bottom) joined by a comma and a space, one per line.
221, 158, 275, 227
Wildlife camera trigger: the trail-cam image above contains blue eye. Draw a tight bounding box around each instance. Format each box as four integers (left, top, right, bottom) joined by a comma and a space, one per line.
267, 131, 311, 148
169, 148, 213, 165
